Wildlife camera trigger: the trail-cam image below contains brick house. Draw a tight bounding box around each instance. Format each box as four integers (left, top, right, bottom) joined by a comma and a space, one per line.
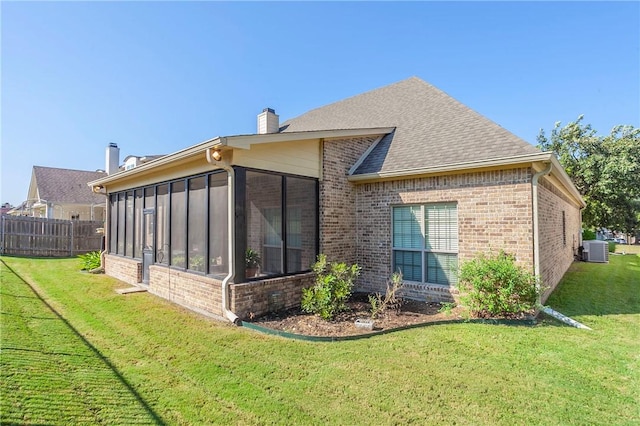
89, 77, 584, 323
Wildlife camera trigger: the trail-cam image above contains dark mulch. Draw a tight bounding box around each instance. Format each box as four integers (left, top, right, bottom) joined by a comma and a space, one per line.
248, 293, 466, 337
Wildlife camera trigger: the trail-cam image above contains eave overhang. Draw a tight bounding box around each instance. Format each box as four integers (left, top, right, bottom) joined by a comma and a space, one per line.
88, 127, 395, 189
348, 151, 586, 208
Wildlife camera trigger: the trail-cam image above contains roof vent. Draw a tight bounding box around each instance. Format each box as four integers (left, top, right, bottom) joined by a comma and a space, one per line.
257, 108, 279, 134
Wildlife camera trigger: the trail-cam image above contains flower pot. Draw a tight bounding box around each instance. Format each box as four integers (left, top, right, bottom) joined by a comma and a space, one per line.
246, 267, 258, 278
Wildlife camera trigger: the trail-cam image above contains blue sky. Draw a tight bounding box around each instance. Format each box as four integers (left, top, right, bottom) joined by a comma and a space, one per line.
2, 1, 638, 206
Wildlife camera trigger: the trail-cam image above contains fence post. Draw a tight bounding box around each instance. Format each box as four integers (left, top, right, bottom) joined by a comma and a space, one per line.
69, 220, 74, 257
1, 215, 5, 255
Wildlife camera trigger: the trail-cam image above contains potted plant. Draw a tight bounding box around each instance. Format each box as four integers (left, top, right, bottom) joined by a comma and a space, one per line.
245, 248, 261, 278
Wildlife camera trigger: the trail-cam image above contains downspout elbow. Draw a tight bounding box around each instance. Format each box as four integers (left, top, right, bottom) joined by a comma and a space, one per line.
206, 147, 240, 325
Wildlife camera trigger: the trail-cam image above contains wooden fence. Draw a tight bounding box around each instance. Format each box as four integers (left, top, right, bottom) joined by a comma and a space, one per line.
0, 215, 104, 257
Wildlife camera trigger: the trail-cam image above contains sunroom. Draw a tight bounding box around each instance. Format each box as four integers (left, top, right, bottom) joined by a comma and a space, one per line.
89, 119, 392, 323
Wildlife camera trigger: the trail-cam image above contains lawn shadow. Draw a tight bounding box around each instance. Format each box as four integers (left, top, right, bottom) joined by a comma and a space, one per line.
1, 259, 166, 425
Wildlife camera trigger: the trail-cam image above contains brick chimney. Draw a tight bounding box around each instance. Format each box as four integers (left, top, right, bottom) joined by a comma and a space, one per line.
257, 108, 279, 134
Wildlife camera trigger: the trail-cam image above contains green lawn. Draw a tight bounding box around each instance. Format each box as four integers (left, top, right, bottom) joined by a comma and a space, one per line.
1, 255, 638, 425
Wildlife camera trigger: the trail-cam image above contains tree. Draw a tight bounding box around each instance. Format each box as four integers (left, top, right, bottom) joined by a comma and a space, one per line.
537, 116, 640, 236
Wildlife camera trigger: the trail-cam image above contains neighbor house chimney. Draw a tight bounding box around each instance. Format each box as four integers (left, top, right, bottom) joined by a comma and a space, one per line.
257, 108, 279, 134
106, 143, 120, 175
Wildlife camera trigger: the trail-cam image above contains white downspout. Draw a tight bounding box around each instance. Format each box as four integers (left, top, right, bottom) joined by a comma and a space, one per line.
206, 148, 240, 325
532, 162, 553, 304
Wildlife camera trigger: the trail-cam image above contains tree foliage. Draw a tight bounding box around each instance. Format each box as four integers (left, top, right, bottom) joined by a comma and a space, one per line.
537, 116, 640, 234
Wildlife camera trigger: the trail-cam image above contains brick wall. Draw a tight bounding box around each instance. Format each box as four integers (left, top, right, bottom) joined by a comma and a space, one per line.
230, 272, 315, 320
148, 265, 224, 319
320, 136, 379, 265
104, 254, 142, 285
354, 168, 534, 302
537, 177, 582, 302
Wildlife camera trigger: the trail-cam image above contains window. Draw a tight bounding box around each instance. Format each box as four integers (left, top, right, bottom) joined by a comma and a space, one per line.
187, 176, 206, 272
247, 172, 282, 275
392, 203, 458, 286
156, 184, 169, 264
170, 180, 186, 268
133, 189, 143, 259
208, 173, 228, 275
125, 191, 134, 257
562, 211, 566, 247
286, 177, 317, 272
245, 170, 317, 278
117, 193, 125, 255
109, 194, 117, 253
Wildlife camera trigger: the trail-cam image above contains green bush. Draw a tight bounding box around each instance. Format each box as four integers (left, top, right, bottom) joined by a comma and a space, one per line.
582, 229, 596, 241
78, 251, 101, 271
301, 254, 361, 320
458, 250, 538, 318
608, 242, 616, 253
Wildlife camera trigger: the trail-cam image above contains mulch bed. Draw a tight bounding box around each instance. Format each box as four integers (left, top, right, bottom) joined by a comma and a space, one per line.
247, 293, 466, 337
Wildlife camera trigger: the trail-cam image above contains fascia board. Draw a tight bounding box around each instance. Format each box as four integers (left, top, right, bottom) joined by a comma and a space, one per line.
89, 136, 223, 187
348, 152, 554, 181
222, 127, 396, 149
348, 151, 586, 208
88, 127, 395, 188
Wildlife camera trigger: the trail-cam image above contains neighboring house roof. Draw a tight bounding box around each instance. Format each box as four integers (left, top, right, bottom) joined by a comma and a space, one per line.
281, 76, 540, 175
122, 154, 165, 163
32, 166, 107, 204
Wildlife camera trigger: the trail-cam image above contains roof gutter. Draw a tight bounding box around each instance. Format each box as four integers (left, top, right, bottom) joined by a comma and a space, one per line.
348, 152, 554, 181
348, 151, 585, 208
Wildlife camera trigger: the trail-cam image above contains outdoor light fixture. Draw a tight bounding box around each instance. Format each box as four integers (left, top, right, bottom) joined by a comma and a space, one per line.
93, 185, 104, 193
211, 149, 223, 161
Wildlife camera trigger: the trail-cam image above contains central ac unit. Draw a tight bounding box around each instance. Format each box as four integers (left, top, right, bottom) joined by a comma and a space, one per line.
582, 240, 609, 263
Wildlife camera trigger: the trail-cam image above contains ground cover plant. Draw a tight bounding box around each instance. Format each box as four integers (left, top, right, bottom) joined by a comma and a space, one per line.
78, 250, 102, 271
1, 255, 638, 425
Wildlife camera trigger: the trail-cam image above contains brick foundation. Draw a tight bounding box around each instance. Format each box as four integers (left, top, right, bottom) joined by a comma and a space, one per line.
230, 272, 315, 320
148, 265, 224, 319
104, 254, 142, 285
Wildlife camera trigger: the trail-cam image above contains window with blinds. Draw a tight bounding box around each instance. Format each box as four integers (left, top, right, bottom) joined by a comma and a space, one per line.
392, 203, 458, 286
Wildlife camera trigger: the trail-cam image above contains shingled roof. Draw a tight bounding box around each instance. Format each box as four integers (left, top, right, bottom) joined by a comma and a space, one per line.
281, 77, 539, 175
32, 166, 107, 204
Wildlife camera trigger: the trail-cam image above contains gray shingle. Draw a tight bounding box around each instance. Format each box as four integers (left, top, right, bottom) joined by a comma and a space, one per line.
281, 77, 539, 175
33, 166, 107, 204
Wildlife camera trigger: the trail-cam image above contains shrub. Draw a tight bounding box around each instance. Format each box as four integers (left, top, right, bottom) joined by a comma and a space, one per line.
369, 272, 404, 319
458, 250, 538, 318
78, 251, 101, 271
582, 229, 596, 241
301, 254, 361, 320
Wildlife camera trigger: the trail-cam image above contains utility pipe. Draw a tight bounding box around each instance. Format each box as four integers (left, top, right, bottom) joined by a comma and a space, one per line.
532, 162, 553, 304
206, 148, 240, 325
